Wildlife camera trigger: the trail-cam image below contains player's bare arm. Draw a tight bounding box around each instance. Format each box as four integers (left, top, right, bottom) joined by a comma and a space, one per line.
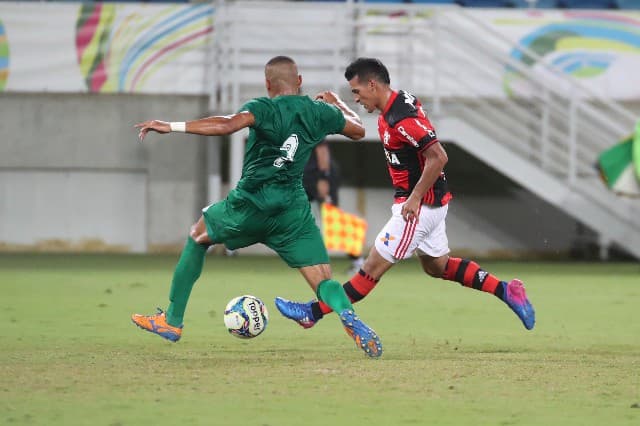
135, 111, 256, 141
401, 142, 448, 221
315, 91, 365, 140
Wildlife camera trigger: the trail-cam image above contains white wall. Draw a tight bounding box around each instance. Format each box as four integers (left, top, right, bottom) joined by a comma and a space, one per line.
0, 93, 209, 252
0, 170, 146, 252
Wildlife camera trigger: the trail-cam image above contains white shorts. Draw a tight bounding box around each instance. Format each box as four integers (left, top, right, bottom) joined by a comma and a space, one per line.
374, 202, 450, 263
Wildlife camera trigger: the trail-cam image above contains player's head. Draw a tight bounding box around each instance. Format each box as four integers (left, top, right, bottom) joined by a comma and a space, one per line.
265, 56, 302, 97
344, 57, 391, 113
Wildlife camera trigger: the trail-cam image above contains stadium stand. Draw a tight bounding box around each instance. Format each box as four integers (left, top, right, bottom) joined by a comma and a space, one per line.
313, 0, 640, 7
20, 0, 640, 7
557, 0, 618, 8
35, 0, 640, 8
510, 0, 560, 7
407, 0, 456, 3
454, 0, 515, 6
615, 0, 640, 8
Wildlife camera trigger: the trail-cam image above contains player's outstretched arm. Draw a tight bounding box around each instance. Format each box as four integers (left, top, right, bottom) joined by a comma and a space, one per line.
134, 111, 255, 141
315, 91, 365, 140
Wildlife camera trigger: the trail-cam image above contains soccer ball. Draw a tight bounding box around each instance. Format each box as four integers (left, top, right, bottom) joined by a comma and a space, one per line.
223, 295, 269, 339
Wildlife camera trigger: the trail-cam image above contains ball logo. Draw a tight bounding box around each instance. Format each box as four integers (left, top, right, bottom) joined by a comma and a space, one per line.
247, 300, 262, 331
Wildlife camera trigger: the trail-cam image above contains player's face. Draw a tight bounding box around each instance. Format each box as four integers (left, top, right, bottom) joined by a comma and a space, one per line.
348, 76, 378, 113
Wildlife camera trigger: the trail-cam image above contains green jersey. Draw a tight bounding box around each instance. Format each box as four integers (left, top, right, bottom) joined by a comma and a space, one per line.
202, 95, 345, 266
235, 95, 345, 207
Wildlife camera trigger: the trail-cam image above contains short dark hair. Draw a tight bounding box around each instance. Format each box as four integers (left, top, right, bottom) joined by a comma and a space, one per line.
266, 55, 296, 67
344, 57, 390, 85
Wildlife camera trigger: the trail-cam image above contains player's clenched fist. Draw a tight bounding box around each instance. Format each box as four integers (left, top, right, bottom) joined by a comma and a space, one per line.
315, 91, 340, 104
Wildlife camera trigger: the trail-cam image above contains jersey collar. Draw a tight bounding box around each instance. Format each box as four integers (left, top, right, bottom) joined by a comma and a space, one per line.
381, 90, 398, 116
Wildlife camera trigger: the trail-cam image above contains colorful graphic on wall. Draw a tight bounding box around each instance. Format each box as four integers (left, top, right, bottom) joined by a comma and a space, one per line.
505, 12, 640, 96
75, 3, 213, 93
0, 18, 9, 91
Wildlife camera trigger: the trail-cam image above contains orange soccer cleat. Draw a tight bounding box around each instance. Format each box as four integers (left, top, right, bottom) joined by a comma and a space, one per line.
131, 308, 183, 342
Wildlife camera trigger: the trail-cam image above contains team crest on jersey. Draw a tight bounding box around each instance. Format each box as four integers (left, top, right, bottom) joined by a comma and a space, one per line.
380, 232, 396, 246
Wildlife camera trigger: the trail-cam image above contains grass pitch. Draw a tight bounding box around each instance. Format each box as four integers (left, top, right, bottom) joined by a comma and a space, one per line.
1, 253, 639, 426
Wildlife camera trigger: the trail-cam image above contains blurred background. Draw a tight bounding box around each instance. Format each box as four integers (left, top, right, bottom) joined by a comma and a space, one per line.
1, 0, 639, 261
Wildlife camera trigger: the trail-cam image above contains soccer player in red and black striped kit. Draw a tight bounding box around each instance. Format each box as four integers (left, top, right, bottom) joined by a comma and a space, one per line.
276, 57, 535, 334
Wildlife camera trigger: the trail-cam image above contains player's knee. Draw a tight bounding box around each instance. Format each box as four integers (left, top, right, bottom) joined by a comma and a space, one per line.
189, 222, 211, 245
421, 257, 447, 278
422, 264, 441, 278
188, 224, 199, 240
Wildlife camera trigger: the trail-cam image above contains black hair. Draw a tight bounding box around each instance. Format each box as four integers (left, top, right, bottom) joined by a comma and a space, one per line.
344, 57, 390, 85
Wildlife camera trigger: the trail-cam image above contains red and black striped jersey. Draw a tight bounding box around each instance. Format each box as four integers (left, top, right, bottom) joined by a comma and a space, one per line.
377, 90, 452, 206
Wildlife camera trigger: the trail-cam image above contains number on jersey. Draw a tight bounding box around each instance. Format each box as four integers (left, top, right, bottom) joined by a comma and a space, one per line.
274, 134, 299, 168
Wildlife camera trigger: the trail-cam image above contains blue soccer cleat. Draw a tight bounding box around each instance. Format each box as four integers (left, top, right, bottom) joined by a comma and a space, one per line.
339, 310, 382, 358
502, 279, 535, 330
274, 297, 318, 329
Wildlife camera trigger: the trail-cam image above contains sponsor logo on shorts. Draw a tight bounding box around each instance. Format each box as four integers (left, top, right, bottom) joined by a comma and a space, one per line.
380, 232, 396, 246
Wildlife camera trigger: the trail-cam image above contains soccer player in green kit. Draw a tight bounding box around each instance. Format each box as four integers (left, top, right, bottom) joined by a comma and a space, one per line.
131, 56, 382, 358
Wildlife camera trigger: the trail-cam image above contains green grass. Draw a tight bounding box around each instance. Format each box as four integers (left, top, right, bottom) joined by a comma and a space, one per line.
1, 254, 639, 426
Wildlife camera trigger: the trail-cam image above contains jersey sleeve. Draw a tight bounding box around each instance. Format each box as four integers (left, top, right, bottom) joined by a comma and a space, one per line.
395, 117, 438, 151
317, 102, 347, 135
238, 98, 271, 129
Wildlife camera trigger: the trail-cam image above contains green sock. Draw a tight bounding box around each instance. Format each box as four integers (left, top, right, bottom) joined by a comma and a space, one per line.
166, 237, 208, 326
316, 279, 353, 314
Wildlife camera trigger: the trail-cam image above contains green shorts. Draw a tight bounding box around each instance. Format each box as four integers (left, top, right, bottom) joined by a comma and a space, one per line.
202, 187, 329, 268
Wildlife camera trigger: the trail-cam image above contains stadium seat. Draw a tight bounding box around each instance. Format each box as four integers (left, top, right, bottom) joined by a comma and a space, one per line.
557, 0, 617, 7
614, 0, 640, 8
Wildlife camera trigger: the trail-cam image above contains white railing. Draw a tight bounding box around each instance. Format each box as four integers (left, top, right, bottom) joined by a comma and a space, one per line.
212, 1, 640, 256
213, 1, 638, 182
353, 4, 636, 178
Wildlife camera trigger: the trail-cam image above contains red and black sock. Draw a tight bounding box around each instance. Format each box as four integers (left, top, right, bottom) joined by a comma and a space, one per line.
311, 269, 379, 320
442, 257, 505, 299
